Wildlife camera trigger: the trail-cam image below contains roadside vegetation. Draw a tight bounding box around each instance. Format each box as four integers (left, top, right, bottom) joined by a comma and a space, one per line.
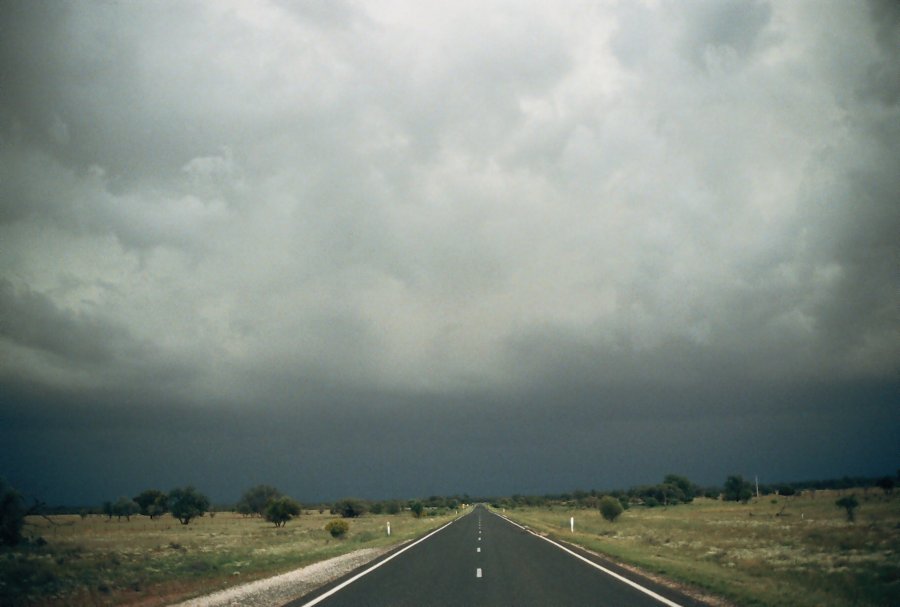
498, 474, 899, 607
3, 473, 896, 606
0, 482, 465, 607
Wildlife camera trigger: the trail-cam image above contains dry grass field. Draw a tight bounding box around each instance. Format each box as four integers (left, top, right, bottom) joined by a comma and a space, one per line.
502, 490, 899, 606
1, 509, 459, 606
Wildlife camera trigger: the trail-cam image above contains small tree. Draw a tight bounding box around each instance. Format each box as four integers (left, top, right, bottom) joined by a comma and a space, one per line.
876, 476, 894, 496
835, 494, 859, 522
409, 501, 424, 518
325, 519, 349, 538
723, 475, 754, 503
134, 489, 168, 519
0, 478, 26, 546
237, 485, 281, 517
169, 486, 210, 525
599, 495, 624, 522
333, 498, 367, 518
266, 496, 301, 527
113, 497, 140, 521
663, 474, 697, 502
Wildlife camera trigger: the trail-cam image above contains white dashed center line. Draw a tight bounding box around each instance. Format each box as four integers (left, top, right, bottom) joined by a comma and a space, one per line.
476, 568, 483, 578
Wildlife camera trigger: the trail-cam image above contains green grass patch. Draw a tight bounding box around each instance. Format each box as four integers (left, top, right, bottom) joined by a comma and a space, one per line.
500, 490, 899, 607
1, 509, 461, 606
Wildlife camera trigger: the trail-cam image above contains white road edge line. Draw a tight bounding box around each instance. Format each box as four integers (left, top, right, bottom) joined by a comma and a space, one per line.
296, 517, 460, 607
494, 511, 685, 607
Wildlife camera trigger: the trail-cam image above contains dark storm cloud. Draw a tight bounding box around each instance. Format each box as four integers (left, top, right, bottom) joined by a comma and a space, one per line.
0, 278, 120, 363
0, 0, 897, 504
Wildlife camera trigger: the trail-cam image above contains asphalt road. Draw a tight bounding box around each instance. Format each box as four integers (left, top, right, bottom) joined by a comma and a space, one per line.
289, 505, 704, 607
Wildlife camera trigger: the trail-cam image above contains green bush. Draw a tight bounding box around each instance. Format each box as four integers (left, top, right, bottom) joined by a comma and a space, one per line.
332, 498, 367, 518
1, 478, 26, 546
265, 496, 301, 527
835, 494, 859, 522
237, 485, 281, 517
168, 486, 210, 525
325, 519, 349, 538
723, 475, 754, 503
599, 495, 624, 522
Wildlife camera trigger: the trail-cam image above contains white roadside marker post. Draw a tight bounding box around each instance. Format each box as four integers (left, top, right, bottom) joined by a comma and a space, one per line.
570, 516, 574, 532
386, 521, 391, 536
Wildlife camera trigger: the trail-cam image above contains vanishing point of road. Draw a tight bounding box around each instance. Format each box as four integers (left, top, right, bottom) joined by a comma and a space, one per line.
288, 504, 707, 607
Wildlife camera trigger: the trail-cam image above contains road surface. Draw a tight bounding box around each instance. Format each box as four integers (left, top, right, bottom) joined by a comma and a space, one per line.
288, 505, 705, 606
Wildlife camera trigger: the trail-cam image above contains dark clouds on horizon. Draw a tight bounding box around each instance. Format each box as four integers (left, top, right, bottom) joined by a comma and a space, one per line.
1, 0, 898, 505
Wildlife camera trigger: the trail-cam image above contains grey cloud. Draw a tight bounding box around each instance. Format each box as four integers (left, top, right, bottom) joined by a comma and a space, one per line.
676, 0, 773, 68
0, 278, 119, 364
0, 1, 897, 504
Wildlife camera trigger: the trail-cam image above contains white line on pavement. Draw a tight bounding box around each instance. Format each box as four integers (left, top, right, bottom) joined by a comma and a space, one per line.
296, 518, 460, 607
495, 512, 685, 607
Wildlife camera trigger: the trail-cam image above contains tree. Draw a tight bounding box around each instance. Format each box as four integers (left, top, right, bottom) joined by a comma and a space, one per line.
112, 496, 140, 521
332, 498, 367, 518
409, 501, 425, 518
0, 478, 26, 546
325, 519, 349, 538
265, 496, 301, 527
599, 495, 624, 522
723, 475, 754, 503
237, 485, 281, 517
876, 476, 894, 496
663, 474, 697, 502
835, 495, 859, 522
169, 486, 210, 525
385, 500, 401, 515
133, 489, 168, 519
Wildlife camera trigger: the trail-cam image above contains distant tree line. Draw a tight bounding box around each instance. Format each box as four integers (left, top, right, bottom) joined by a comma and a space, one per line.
3, 470, 895, 545
96, 486, 212, 525
485, 470, 900, 520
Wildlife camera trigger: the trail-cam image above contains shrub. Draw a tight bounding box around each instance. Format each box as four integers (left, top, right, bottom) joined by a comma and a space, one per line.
0, 478, 26, 546
168, 486, 210, 525
332, 499, 367, 518
265, 497, 301, 527
325, 519, 349, 538
133, 489, 168, 518
599, 495, 624, 522
836, 494, 860, 522
237, 485, 281, 517
410, 501, 424, 518
723, 475, 754, 503
112, 497, 140, 521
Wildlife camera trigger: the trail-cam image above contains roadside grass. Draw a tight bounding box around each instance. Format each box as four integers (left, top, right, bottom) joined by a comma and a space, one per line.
1, 509, 461, 606
500, 491, 899, 607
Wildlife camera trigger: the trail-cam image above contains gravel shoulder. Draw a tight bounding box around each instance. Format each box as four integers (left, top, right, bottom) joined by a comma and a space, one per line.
169, 546, 397, 607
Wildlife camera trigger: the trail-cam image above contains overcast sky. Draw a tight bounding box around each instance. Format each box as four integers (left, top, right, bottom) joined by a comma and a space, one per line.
1, 0, 897, 506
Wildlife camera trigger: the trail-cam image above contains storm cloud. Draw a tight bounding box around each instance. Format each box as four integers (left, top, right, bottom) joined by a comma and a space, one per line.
1, 0, 897, 505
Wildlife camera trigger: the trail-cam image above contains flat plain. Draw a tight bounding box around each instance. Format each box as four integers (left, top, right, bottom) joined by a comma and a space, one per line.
1, 510, 457, 606
502, 490, 899, 607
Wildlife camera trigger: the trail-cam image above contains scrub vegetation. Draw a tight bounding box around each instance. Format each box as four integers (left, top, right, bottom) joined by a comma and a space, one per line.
501, 489, 899, 607
0, 508, 459, 606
